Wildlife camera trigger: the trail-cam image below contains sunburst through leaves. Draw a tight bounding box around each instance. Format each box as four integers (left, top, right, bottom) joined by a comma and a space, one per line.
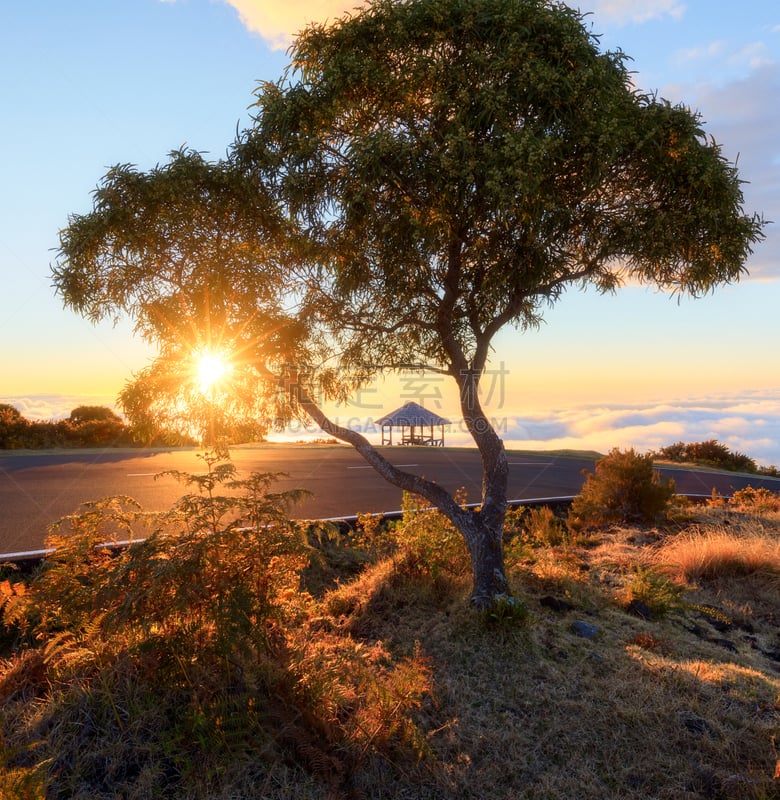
195, 349, 233, 395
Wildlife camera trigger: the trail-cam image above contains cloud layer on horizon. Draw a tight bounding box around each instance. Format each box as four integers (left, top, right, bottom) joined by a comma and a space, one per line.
1, 395, 120, 423
493, 391, 780, 467
6, 389, 779, 467
284, 390, 780, 468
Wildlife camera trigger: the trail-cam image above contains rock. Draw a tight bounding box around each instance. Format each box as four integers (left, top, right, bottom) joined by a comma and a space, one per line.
680, 712, 715, 737
627, 599, 653, 620
571, 620, 599, 639
540, 595, 573, 612
760, 647, 780, 663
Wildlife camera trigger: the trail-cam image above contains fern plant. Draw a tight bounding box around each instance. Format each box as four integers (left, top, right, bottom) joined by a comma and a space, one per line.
0, 451, 434, 799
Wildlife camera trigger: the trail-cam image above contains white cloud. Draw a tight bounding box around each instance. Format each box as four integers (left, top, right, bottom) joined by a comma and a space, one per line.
731, 41, 775, 70
676, 40, 727, 63
675, 64, 780, 279
586, 0, 685, 25
674, 40, 774, 71
492, 390, 780, 467
1, 395, 120, 422
220, 0, 362, 49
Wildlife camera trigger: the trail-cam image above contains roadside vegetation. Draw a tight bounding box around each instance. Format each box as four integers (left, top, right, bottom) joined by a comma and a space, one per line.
653, 439, 780, 477
1, 448, 778, 799
0, 403, 274, 450
0, 403, 195, 449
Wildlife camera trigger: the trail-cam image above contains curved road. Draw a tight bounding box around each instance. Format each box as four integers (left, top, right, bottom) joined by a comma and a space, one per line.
2, 444, 779, 559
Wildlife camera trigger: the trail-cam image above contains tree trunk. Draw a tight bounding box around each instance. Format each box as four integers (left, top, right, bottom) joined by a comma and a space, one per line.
460, 512, 510, 609
297, 389, 512, 610
454, 367, 512, 608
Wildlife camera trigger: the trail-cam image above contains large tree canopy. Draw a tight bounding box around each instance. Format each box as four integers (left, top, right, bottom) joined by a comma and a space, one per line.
53, 149, 318, 444
54, 0, 765, 608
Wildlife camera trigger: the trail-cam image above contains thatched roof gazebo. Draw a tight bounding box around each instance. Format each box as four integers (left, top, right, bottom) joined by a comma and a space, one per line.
375, 401, 451, 446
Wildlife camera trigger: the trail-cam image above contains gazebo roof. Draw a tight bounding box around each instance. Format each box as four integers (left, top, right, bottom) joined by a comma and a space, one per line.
375, 401, 451, 427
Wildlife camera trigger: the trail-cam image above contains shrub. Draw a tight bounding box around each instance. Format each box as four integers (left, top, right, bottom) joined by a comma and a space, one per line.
654, 439, 757, 473
568, 448, 676, 532
392, 489, 470, 579
0, 452, 432, 798
728, 485, 780, 513
524, 505, 568, 547
68, 405, 121, 424
0, 404, 30, 449
652, 529, 780, 582
503, 505, 568, 552
619, 566, 686, 618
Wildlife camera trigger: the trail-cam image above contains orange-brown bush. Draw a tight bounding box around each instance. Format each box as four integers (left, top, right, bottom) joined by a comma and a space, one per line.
652, 527, 780, 583
568, 448, 676, 532
728, 485, 780, 513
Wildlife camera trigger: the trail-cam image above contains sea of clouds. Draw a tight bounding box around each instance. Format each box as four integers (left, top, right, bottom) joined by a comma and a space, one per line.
280, 389, 780, 467
1, 395, 120, 423
496, 390, 780, 467
4, 389, 779, 467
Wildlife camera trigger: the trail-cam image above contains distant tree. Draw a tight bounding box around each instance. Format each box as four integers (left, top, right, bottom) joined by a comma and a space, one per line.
0, 403, 29, 449
69, 405, 121, 424
61, 406, 130, 447
655, 440, 758, 473
0, 404, 25, 426
53, 0, 765, 608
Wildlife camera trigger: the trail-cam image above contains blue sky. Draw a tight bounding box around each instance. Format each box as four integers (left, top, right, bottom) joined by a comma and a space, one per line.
1, 0, 779, 464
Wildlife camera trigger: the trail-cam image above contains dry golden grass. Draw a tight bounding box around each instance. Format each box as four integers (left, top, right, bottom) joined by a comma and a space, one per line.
653, 527, 780, 582
2, 499, 780, 799
318, 502, 780, 799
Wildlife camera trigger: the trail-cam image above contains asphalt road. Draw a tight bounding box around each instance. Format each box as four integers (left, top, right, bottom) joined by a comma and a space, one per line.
2, 444, 779, 559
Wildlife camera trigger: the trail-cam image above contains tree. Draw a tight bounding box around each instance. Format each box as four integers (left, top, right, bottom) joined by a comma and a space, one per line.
53, 149, 310, 447
63, 405, 131, 447
68, 405, 121, 424
655, 439, 758, 473
0, 403, 29, 449
53, 0, 765, 609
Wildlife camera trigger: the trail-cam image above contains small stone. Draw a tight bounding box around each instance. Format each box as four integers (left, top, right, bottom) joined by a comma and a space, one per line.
760, 647, 780, 663
588, 650, 605, 664
627, 599, 653, 620
571, 620, 599, 639
540, 595, 573, 612
680, 712, 714, 737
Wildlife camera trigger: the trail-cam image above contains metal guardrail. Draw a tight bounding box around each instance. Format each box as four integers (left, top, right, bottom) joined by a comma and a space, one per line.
0, 492, 723, 570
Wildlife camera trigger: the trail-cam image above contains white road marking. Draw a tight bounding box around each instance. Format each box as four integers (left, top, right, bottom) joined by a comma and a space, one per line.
347, 464, 419, 469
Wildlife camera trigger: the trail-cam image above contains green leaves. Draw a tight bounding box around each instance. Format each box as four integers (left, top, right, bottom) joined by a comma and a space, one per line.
248, 0, 764, 385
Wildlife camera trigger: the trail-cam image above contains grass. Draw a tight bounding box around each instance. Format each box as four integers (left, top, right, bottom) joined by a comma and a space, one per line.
1, 483, 779, 799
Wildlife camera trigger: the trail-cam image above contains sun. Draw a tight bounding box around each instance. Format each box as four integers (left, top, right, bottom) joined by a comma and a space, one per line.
195, 349, 233, 395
